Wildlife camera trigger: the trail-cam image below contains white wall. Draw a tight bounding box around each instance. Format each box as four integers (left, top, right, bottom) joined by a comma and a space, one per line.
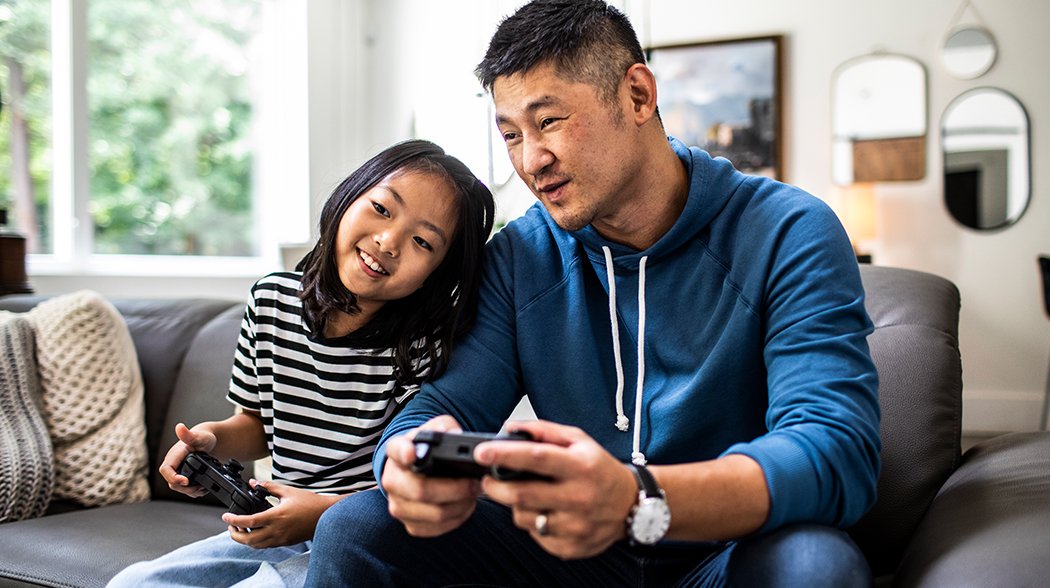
357, 0, 1050, 433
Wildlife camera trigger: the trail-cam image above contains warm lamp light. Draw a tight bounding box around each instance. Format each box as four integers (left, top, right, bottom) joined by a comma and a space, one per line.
840, 182, 877, 262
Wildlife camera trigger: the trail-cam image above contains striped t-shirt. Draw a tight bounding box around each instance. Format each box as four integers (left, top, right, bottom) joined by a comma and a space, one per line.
227, 272, 427, 494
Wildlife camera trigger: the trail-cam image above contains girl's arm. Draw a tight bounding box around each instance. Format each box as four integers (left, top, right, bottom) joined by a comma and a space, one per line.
188, 410, 269, 462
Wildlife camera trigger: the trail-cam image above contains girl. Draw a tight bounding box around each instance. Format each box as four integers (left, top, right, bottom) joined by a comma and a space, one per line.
107, 140, 495, 587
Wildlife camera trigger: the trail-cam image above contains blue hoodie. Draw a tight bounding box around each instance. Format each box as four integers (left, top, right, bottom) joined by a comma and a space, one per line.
375, 138, 881, 532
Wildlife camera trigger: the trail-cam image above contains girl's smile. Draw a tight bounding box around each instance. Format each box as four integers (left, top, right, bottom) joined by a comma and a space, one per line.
358, 248, 389, 276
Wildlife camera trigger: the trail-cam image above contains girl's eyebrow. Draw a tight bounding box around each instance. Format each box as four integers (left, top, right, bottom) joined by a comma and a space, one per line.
377, 185, 450, 245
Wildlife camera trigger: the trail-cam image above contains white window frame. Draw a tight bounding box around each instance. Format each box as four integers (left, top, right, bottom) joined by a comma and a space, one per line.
30, 0, 321, 284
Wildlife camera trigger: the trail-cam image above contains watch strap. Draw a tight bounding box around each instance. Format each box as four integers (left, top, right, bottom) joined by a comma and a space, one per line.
627, 463, 661, 498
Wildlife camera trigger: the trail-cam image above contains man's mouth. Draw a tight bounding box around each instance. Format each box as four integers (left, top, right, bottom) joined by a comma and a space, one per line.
536, 178, 569, 201
358, 249, 389, 275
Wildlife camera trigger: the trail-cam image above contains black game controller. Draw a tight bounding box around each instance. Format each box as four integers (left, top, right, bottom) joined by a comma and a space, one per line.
177, 452, 272, 515
411, 430, 550, 481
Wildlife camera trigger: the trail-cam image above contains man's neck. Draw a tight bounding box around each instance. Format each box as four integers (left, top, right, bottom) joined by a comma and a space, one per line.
592, 141, 689, 251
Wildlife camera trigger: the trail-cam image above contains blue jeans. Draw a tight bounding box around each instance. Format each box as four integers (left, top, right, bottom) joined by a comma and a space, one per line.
305, 489, 870, 587
106, 530, 311, 588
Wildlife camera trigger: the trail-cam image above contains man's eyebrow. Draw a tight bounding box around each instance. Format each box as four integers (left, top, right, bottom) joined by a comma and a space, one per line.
495, 95, 562, 125
377, 185, 449, 245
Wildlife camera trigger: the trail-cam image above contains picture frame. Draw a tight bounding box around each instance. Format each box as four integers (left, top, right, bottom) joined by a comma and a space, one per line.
647, 35, 783, 180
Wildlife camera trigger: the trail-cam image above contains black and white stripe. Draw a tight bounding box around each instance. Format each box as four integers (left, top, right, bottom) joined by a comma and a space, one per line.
227, 272, 426, 494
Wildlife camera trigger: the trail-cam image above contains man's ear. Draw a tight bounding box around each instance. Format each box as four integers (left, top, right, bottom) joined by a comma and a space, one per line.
624, 63, 658, 125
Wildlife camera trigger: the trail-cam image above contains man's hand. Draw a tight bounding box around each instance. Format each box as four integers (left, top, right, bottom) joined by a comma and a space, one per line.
159, 422, 218, 498
223, 481, 343, 548
382, 415, 483, 537
475, 420, 638, 560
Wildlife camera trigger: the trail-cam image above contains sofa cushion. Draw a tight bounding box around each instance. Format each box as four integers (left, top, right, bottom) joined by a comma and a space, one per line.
849, 265, 963, 576
27, 291, 150, 507
0, 314, 54, 523
154, 304, 246, 501
0, 501, 229, 588
894, 432, 1050, 586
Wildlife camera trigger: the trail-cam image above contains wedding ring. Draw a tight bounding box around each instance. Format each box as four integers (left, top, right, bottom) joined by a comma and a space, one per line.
534, 512, 550, 537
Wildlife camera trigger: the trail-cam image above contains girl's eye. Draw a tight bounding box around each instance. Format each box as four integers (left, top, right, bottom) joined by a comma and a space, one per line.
413, 236, 433, 251
372, 202, 389, 217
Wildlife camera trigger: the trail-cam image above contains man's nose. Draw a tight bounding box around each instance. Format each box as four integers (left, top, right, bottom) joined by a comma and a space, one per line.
521, 136, 555, 178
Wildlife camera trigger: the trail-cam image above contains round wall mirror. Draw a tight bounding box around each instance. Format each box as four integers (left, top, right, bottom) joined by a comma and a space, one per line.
831, 53, 927, 186
942, 26, 997, 79
942, 88, 1030, 230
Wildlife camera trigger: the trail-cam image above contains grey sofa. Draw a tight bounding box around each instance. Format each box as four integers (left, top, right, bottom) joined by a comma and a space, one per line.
0, 266, 1048, 587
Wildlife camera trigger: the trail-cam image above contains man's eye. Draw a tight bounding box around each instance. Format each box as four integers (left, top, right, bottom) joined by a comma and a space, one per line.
372, 202, 389, 217
502, 131, 519, 142
540, 117, 559, 129
413, 236, 433, 251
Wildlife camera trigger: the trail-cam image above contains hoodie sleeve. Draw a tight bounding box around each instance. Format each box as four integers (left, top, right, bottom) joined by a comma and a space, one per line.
722, 188, 881, 532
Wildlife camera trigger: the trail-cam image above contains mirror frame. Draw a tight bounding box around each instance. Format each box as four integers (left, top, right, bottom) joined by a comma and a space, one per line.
941, 87, 1031, 232
941, 25, 998, 80
831, 52, 928, 186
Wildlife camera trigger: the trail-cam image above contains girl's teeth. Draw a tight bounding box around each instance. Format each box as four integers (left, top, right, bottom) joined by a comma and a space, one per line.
360, 251, 387, 274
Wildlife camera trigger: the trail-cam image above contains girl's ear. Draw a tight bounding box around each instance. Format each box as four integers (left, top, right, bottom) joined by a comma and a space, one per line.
623, 63, 658, 126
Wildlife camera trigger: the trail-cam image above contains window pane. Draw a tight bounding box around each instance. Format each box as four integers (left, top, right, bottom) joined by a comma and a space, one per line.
87, 0, 261, 256
0, 0, 53, 254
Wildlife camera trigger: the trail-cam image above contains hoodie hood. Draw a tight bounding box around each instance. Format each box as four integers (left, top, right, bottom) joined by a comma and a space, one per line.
573, 137, 745, 270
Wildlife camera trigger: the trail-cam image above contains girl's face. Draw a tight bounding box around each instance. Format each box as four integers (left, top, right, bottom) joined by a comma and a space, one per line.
334, 169, 460, 319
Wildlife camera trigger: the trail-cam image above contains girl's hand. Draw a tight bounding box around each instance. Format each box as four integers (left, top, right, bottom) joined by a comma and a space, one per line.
223, 481, 344, 548
159, 423, 219, 497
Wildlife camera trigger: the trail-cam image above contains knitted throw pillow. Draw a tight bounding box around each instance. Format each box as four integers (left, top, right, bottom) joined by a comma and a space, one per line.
0, 314, 54, 523
28, 291, 150, 507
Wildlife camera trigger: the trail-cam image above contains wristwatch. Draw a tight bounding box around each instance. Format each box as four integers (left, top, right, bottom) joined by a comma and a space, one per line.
625, 463, 671, 545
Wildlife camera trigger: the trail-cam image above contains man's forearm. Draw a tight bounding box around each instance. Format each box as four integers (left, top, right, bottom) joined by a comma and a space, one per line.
653, 454, 769, 541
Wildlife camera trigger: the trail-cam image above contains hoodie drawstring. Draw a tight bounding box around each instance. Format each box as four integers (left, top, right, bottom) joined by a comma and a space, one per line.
602, 246, 649, 466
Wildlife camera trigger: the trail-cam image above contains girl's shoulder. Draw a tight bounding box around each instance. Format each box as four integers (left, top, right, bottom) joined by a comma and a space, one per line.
251, 271, 303, 295
247, 272, 305, 310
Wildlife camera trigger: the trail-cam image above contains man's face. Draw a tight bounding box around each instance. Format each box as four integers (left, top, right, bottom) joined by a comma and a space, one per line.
493, 63, 640, 232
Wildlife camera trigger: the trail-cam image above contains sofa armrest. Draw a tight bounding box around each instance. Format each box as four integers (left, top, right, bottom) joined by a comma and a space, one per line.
894, 432, 1050, 586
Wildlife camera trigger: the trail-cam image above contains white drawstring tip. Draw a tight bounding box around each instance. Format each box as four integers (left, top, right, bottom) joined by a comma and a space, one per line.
631, 452, 647, 466
615, 415, 630, 431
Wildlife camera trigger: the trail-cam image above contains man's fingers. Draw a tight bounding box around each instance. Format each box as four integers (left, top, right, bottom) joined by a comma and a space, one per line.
502, 419, 589, 446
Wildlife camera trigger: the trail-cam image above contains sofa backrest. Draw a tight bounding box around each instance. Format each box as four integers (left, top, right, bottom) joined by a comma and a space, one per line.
153, 303, 245, 500
848, 265, 963, 576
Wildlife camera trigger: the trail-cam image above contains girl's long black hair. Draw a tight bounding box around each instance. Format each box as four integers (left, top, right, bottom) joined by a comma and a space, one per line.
296, 139, 495, 386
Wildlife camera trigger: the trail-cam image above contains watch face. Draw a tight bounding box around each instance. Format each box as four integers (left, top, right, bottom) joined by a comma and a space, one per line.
630, 496, 671, 545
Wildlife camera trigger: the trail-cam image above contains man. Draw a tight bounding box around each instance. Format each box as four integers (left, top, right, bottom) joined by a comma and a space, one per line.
305, 1, 879, 586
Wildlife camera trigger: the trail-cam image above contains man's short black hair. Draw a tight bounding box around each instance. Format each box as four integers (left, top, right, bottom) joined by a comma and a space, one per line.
475, 0, 646, 105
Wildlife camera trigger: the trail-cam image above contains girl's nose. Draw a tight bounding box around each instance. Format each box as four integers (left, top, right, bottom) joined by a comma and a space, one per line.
375, 230, 399, 258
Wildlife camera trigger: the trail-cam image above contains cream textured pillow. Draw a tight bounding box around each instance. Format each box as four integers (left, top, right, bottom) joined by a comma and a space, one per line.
28, 290, 150, 507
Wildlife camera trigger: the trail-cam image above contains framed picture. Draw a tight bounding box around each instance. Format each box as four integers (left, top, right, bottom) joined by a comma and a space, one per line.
647, 35, 783, 180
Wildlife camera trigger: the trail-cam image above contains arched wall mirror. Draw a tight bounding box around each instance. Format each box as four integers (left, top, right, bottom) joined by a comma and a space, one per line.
942, 26, 997, 79
832, 54, 927, 186
942, 88, 1030, 231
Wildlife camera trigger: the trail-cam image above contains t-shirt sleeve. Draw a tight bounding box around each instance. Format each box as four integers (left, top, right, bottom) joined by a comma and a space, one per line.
227, 288, 260, 412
